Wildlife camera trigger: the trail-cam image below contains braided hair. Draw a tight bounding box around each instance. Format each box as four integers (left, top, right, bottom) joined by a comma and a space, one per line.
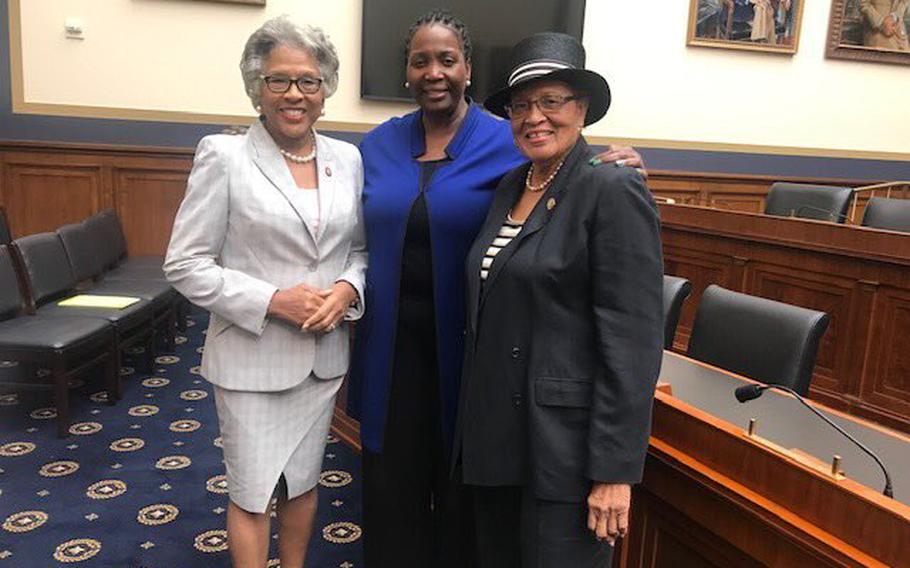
404, 10, 473, 63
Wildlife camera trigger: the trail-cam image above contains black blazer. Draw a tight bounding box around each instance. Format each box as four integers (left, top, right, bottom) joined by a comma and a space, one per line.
455, 139, 664, 502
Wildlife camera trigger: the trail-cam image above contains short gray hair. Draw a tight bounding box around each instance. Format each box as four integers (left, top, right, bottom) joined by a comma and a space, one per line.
240, 16, 340, 108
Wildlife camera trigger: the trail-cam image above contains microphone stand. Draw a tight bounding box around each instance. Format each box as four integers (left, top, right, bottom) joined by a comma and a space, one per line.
735, 383, 894, 499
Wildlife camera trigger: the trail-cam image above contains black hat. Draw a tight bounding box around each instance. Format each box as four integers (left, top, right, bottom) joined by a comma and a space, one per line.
484, 32, 610, 126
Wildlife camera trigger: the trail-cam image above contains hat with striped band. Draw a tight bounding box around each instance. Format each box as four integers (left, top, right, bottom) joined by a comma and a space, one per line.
484, 32, 610, 126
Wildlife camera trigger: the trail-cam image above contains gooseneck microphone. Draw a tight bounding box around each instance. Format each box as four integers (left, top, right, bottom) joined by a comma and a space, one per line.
734, 383, 894, 499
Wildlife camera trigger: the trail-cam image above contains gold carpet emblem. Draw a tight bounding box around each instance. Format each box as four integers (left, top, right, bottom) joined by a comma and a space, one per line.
137, 504, 179, 526
206, 475, 229, 494
194, 529, 228, 552
0, 393, 19, 406
175, 335, 188, 345
86, 480, 127, 500
119, 366, 135, 376
0, 442, 36, 457
189, 365, 202, 375
155, 455, 191, 470
169, 419, 201, 433
322, 521, 362, 544
213, 436, 223, 448
128, 405, 159, 417
180, 389, 208, 401
40, 461, 80, 477
29, 407, 57, 419
142, 377, 170, 388
155, 355, 180, 365
88, 391, 109, 403
3, 511, 48, 533
69, 422, 103, 436
53, 538, 101, 563
110, 438, 145, 452
319, 470, 353, 488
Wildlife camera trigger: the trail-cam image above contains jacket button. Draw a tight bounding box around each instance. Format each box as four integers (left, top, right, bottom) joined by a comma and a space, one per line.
512, 393, 523, 407
511, 347, 520, 359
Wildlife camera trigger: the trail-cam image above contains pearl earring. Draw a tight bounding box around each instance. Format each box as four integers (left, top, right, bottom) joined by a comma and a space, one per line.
320, 109, 326, 116
404, 81, 410, 89
255, 105, 262, 113
466, 79, 472, 87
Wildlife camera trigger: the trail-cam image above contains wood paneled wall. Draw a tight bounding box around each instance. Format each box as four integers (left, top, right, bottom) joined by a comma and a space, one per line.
2, 140, 907, 433
0, 141, 192, 254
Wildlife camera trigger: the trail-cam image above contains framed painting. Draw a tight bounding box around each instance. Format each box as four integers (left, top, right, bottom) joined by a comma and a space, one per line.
687, 0, 804, 54
827, 0, 910, 64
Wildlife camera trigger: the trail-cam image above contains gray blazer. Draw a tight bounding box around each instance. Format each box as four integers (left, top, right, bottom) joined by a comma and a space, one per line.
164, 121, 367, 392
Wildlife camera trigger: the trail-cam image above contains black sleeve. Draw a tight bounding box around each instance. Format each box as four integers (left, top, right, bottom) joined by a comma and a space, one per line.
586, 166, 664, 484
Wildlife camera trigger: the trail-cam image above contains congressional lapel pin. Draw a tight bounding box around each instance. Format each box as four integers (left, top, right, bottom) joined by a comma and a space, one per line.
546, 197, 556, 211
325, 166, 332, 177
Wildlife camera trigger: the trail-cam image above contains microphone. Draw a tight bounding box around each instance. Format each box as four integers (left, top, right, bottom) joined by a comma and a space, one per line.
791, 205, 849, 222
734, 383, 894, 498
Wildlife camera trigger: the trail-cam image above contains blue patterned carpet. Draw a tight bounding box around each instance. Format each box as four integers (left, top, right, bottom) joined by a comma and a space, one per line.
0, 311, 363, 567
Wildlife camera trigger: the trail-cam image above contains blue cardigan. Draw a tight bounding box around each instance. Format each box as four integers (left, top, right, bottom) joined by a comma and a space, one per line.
349, 104, 525, 454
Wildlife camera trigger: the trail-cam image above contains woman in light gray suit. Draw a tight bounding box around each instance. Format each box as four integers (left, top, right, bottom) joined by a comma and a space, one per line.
164, 16, 366, 568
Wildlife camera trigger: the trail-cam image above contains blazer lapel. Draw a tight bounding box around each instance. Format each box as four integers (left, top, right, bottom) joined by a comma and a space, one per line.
480, 139, 589, 303
314, 134, 337, 245
466, 167, 525, 331
248, 121, 318, 246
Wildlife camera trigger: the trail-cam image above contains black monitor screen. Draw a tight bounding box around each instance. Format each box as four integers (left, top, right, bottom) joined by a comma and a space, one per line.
361, 0, 586, 103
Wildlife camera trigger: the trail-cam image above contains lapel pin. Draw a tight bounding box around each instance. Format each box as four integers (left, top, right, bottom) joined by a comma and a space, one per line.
546, 197, 556, 211
325, 166, 332, 177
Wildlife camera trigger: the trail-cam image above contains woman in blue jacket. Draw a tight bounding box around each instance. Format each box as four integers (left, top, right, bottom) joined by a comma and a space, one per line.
347, 10, 644, 567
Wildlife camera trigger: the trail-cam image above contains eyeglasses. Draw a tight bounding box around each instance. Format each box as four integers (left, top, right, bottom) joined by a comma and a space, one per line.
260, 75, 324, 95
505, 95, 582, 118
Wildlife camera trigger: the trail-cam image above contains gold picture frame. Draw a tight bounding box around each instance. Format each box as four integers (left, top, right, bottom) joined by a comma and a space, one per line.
191, 0, 266, 5
826, 0, 910, 65
687, 0, 804, 54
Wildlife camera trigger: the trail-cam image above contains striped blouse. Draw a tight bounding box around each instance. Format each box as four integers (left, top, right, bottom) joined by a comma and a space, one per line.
480, 215, 524, 280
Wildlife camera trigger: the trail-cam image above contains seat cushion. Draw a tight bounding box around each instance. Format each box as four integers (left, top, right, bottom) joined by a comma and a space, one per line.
36, 296, 154, 333
103, 264, 167, 282
0, 314, 112, 351
85, 279, 177, 309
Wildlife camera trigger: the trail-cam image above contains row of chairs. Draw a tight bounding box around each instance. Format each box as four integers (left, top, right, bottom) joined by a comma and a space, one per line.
764, 182, 910, 232
0, 209, 178, 436
663, 276, 829, 397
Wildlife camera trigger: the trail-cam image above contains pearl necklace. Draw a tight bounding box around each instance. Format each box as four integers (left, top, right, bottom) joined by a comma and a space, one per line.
279, 129, 317, 164
525, 157, 567, 192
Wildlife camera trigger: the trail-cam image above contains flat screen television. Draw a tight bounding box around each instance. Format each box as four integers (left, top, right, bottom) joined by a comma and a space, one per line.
361, 0, 586, 103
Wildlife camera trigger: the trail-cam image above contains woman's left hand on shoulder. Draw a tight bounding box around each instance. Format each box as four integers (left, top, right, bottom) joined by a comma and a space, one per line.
590, 145, 647, 179
586, 482, 631, 546
302, 281, 358, 333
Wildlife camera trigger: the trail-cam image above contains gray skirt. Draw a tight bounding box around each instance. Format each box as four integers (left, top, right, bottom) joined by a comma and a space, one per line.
213, 374, 342, 513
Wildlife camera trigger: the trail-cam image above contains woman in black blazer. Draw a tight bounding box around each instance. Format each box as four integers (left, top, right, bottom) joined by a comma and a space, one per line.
455, 33, 664, 567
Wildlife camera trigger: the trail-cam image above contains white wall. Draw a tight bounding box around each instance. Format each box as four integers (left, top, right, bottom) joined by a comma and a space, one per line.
13, 0, 910, 156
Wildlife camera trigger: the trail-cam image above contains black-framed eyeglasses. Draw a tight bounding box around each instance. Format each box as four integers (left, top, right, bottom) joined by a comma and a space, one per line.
260, 75, 324, 95
505, 95, 583, 118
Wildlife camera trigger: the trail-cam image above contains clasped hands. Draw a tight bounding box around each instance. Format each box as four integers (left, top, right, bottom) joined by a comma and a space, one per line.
587, 482, 631, 546
267, 281, 357, 333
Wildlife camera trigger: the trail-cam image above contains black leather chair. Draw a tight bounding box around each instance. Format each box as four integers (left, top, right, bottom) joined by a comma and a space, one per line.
57, 222, 179, 351
12, 233, 158, 392
764, 183, 853, 223
663, 275, 692, 349
82, 210, 187, 330
84, 209, 166, 278
687, 285, 829, 396
0, 206, 11, 245
861, 197, 910, 233
0, 245, 118, 437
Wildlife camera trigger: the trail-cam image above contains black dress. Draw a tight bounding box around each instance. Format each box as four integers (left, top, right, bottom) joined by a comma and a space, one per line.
361, 161, 473, 567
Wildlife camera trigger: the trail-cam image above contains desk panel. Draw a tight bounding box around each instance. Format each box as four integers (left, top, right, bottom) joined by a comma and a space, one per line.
619, 352, 910, 568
